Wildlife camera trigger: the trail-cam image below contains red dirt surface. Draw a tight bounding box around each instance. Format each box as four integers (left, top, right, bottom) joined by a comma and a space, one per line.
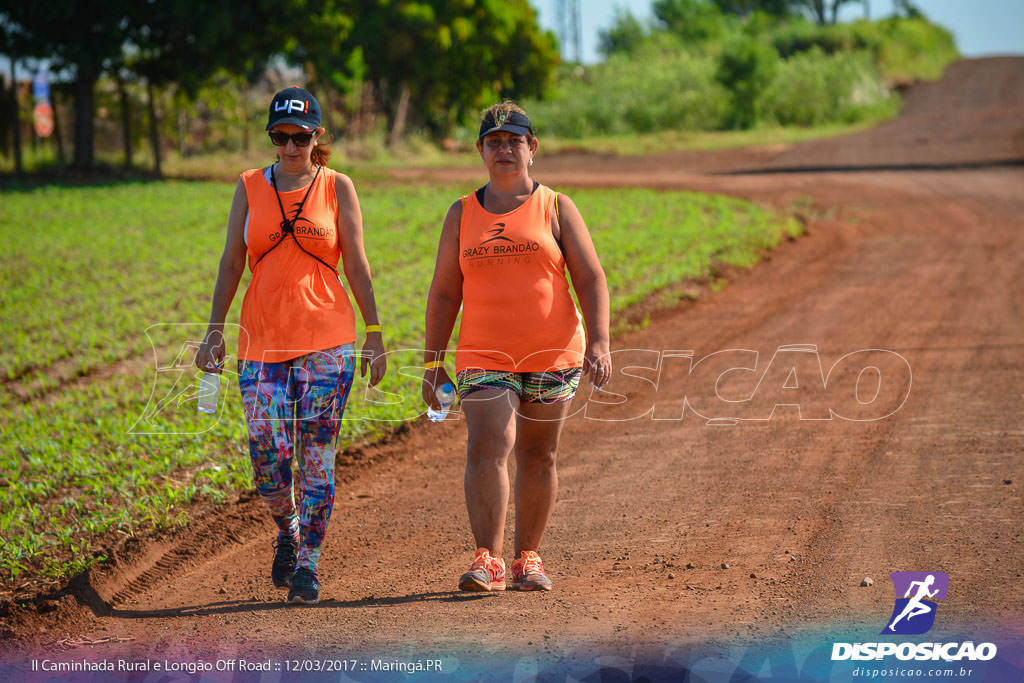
3, 58, 1023, 674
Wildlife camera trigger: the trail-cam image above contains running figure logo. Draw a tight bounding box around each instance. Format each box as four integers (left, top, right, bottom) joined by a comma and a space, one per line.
882, 571, 949, 635
480, 223, 513, 245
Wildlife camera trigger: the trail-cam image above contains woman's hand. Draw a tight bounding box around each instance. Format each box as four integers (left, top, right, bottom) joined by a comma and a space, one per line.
584, 340, 612, 388
361, 332, 387, 387
422, 367, 455, 410
195, 330, 226, 374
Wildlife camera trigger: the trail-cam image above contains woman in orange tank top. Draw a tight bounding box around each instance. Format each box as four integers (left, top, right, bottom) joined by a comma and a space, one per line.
195, 87, 386, 605
423, 102, 612, 592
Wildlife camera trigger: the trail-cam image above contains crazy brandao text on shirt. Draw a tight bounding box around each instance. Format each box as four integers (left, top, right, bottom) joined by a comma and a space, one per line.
463, 223, 541, 261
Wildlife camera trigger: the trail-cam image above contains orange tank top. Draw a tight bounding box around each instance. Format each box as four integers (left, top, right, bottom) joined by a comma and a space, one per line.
238, 166, 356, 363
456, 184, 585, 373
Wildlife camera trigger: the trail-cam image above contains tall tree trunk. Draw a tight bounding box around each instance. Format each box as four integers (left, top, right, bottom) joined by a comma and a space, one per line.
807, 0, 826, 25
52, 88, 66, 171
176, 103, 186, 159
829, 0, 842, 24
864, 0, 870, 19
146, 79, 162, 178
72, 65, 98, 169
355, 81, 371, 138
388, 82, 410, 148
117, 74, 132, 169
9, 57, 23, 178
324, 86, 338, 140
240, 83, 250, 153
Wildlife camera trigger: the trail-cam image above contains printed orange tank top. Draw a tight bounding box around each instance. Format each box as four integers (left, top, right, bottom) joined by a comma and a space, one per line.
238, 166, 356, 363
457, 184, 585, 373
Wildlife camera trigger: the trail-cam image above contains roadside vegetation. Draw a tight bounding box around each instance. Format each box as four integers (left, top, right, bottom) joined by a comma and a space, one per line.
526, 6, 958, 140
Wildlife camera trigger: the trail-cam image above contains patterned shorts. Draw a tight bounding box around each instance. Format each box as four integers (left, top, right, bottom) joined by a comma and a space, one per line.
456, 367, 584, 404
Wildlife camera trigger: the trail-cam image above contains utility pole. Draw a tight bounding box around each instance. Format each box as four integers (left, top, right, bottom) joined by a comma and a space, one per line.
572, 0, 582, 64
557, 0, 582, 63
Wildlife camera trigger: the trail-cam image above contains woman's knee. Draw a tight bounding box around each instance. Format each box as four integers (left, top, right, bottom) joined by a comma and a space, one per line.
466, 432, 513, 468
516, 443, 558, 471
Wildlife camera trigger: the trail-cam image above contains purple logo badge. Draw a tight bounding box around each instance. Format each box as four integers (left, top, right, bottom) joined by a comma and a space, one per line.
882, 571, 949, 635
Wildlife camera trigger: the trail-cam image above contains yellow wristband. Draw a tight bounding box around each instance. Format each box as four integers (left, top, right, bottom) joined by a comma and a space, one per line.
425, 360, 444, 369
365, 324, 382, 333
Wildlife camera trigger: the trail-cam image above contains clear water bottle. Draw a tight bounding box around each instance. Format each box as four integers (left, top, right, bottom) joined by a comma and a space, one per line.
197, 372, 222, 414
427, 382, 457, 422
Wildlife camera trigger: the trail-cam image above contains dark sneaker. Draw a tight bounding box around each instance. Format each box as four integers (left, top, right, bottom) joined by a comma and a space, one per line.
288, 567, 319, 604
458, 547, 506, 592
271, 536, 298, 589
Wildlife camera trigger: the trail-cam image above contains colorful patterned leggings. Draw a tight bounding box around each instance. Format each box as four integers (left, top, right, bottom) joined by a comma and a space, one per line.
237, 344, 356, 573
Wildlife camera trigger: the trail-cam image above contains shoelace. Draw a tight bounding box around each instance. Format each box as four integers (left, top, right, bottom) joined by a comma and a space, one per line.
470, 550, 505, 579
519, 553, 544, 576
470, 550, 493, 571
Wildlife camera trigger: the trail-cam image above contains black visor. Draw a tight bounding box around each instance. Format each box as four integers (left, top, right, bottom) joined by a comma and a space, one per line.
478, 110, 532, 140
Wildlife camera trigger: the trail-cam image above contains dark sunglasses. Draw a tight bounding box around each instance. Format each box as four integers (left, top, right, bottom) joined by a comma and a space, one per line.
268, 130, 314, 147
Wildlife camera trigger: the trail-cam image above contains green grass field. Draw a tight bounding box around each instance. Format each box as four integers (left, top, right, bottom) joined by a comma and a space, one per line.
0, 178, 801, 587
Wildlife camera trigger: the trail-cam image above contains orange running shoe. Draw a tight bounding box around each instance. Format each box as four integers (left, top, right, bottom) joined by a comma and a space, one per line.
458, 547, 506, 592
509, 550, 553, 591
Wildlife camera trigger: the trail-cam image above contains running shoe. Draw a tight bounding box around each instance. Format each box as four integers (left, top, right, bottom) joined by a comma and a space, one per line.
287, 567, 319, 604
509, 550, 553, 591
271, 536, 298, 589
458, 547, 506, 592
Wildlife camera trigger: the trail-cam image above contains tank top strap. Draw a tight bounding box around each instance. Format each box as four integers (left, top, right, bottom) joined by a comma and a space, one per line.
458, 194, 468, 247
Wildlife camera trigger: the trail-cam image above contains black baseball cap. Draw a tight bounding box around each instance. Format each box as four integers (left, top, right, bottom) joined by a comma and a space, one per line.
266, 86, 322, 131
478, 109, 532, 140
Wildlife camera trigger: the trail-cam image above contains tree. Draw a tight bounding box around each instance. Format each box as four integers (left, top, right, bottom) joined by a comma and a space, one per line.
894, 0, 923, 19
111, 62, 134, 169
716, 36, 778, 128
791, 0, 857, 25
712, 0, 792, 17
5, 3, 131, 169
125, 0, 325, 175
0, 14, 29, 176
339, 1, 559, 143
598, 8, 648, 57
284, 3, 359, 137
652, 0, 727, 46
428, 0, 560, 135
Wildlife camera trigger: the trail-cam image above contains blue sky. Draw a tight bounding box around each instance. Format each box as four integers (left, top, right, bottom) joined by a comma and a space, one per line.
532, 0, 1024, 63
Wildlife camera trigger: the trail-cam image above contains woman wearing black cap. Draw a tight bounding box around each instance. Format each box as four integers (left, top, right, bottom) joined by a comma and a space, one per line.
196, 86, 386, 604
422, 101, 611, 592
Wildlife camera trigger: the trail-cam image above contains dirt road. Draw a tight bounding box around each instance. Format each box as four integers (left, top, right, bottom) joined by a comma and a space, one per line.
4, 58, 1023, 678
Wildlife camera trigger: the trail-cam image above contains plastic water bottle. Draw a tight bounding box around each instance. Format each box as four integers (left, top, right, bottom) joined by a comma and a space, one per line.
427, 382, 457, 422
197, 372, 222, 414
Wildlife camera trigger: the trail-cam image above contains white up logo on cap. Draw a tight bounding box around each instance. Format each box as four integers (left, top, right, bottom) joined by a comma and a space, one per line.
274, 99, 308, 114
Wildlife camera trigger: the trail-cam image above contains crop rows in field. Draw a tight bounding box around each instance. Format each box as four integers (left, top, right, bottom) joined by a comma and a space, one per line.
0, 178, 800, 585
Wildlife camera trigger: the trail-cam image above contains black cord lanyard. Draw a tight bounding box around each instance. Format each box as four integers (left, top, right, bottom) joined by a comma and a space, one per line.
253, 163, 337, 274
